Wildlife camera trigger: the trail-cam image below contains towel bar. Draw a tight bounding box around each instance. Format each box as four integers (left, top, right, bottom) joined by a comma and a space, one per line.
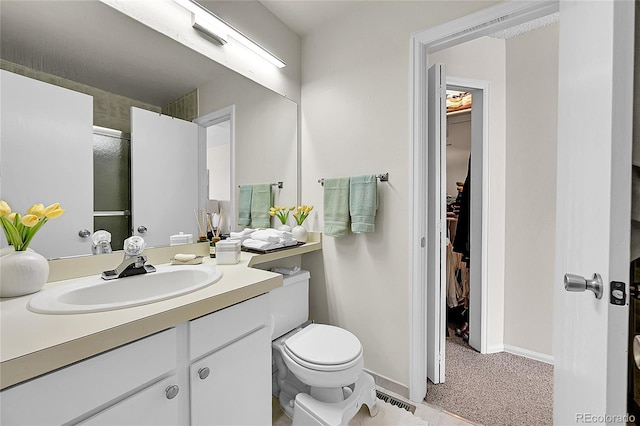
238, 182, 283, 189
318, 173, 389, 186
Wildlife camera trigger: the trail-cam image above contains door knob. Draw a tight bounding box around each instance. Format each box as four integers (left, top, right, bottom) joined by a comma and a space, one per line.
634, 336, 640, 370
564, 273, 603, 299
137, 226, 147, 234
78, 229, 91, 238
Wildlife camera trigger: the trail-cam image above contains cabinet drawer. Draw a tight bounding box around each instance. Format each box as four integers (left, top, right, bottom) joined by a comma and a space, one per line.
190, 294, 268, 360
79, 375, 181, 426
0, 328, 177, 426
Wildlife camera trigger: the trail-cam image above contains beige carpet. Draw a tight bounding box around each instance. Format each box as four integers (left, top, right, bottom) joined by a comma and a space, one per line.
272, 397, 427, 425
425, 336, 553, 425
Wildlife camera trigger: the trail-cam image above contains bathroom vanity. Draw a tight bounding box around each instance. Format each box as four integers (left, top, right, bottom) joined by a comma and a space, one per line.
0, 238, 321, 425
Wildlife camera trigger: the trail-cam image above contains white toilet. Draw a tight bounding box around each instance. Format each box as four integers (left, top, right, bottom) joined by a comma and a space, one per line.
269, 270, 378, 425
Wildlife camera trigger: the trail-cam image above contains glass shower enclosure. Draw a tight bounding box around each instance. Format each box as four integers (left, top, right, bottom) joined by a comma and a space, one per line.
93, 126, 131, 251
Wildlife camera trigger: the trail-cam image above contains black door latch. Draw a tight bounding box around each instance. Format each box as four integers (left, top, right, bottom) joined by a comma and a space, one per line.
611, 281, 627, 305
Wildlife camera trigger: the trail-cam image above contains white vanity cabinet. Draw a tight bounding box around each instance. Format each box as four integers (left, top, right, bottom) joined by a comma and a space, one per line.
1, 294, 273, 425
80, 375, 182, 426
0, 328, 178, 425
189, 294, 271, 425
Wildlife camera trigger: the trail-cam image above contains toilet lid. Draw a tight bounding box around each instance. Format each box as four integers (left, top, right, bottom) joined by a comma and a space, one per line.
283, 324, 362, 367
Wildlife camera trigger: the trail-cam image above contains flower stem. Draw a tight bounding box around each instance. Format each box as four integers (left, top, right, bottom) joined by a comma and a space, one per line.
21, 218, 47, 251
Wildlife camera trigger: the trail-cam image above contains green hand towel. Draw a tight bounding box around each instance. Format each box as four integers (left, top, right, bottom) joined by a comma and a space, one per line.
323, 177, 350, 237
251, 184, 273, 229
238, 185, 253, 227
349, 175, 377, 233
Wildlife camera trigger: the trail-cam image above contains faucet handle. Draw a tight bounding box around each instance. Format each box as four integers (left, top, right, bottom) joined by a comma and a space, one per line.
123, 236, 146, 257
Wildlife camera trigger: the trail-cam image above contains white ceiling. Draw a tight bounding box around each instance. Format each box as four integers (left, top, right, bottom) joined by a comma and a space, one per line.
261, 1, 560, 40
259, 0, 365, 37
0, 1, 238, 106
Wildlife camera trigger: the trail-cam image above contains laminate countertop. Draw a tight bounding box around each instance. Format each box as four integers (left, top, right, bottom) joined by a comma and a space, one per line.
0, 238, 322, 390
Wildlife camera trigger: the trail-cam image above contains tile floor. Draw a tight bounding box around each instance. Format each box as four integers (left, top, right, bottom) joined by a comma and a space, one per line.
272, 386, 480, 426
380, 387, 479, 426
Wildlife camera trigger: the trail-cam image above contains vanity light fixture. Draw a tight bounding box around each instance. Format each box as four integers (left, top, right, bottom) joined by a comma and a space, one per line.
174, 0, 286, 69
192, 13, 228, 45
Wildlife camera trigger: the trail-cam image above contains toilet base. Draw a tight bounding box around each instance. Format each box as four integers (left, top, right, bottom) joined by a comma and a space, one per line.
292, 372, 378, 426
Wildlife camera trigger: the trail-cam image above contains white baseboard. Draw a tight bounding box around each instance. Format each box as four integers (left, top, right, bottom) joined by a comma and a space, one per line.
503, 344, 554, 364
486, 344, 504, 354
363, 369, 409, 399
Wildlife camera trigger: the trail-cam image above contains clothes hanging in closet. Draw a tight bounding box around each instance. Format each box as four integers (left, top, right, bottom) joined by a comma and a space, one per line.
453, 157, 470, 261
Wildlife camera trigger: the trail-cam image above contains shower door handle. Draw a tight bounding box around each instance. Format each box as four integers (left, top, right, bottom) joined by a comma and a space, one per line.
564, 273, 603, 299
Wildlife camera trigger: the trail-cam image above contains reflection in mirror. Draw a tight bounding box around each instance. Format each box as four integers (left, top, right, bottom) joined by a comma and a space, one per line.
93, 127, 131, 252
207, 121, 231, 203
206, 120, 231, 235
198, 73, 298, 235
0, 0, 297, 259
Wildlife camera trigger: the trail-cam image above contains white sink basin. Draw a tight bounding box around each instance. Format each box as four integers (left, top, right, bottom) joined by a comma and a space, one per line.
28, 264, 222, 314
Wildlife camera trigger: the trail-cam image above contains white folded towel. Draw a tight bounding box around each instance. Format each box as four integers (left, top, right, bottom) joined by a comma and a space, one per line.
250, 229, 293, 243
230, 228, 255, 241
241, 235, 298, 251
242, 239, 283, 251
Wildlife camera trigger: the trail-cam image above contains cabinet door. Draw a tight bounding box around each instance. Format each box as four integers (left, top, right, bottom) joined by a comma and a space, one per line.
190, 327, 271, 426
79, 375, 181, 426
0, 70, 94, 258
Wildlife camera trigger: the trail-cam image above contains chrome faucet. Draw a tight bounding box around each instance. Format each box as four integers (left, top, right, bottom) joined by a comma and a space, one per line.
101, 236, 156, 280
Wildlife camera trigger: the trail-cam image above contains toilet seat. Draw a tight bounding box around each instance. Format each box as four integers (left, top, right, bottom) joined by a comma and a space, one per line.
283, 324, 363, 372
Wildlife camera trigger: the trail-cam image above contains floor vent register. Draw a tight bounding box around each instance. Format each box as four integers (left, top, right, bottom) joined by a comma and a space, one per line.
375, 390, 417, 414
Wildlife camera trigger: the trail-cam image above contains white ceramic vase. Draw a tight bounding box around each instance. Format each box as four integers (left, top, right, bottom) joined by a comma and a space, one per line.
0, 249, 49, 298
292, 225, 307, 243
278, 224, 292, 232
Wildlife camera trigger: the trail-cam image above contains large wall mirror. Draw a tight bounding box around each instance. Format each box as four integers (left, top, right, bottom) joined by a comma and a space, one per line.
0, 0, 297, 259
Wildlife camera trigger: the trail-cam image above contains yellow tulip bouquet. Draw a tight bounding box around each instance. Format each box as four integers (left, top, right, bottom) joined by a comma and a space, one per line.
293, 205, 313, 226
269, 205, 295, 225
0, 200, 65, 251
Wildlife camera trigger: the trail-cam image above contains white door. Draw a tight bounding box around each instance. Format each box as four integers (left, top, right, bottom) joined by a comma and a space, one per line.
0, 70, 93, 259
131, 107, 199, 248
426, 63, 447, 384
553, 1, 633, 424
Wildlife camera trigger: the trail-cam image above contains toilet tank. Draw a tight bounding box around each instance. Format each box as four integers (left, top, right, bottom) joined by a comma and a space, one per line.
269, 270, 310, 339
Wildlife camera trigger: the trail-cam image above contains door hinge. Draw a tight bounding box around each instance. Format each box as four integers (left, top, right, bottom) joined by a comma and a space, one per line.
420, 237, 426, 248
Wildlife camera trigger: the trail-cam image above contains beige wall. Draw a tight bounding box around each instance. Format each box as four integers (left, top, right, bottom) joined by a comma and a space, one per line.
299, 1, 500, 391
503, 24, 559, 358
198, 69, 298, 230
